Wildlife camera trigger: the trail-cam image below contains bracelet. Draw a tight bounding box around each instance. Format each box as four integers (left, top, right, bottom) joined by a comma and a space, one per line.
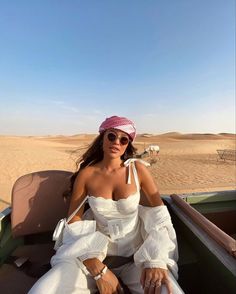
93, 265, 108, 281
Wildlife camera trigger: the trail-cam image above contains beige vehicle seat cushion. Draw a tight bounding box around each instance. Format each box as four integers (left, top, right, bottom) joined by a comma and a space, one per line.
11, 170, 73, 237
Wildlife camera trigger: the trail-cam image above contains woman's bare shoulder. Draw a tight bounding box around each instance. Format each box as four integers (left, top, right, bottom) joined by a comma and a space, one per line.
74, 165, 96, 182
135, 160, 148, 168
135, 160, 150, 175
71, 166, 96, 201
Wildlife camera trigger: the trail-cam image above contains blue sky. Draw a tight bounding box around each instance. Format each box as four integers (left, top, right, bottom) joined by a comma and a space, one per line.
0, 0, 235, 135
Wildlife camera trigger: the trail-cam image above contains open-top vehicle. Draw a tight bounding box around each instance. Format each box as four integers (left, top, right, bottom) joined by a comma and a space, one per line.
0, 170, 235, 293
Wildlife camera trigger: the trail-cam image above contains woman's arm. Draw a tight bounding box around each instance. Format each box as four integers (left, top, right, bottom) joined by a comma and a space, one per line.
135, 162, 177, 294
66, 169, 106, 272
66, 169, 122, 293
136, 161, 163, 207
67, 168, 88, 223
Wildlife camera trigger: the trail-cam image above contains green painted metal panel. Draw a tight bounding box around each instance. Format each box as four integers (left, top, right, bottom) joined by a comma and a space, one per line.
171, 211, 236, 293
0, 207, 11, 241
0, 208, 24, 265
185, 190, 236, 204
191, 201, 236, 214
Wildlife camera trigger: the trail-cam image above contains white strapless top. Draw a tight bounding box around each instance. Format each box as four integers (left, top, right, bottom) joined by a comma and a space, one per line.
89, 192, 140, 215
84, 159, 150, 256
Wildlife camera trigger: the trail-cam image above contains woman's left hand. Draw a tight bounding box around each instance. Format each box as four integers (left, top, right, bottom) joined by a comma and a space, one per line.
140, 268, 172, 294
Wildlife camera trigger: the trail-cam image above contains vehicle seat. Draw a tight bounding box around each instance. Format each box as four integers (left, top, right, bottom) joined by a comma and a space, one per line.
0, 170, 73, 294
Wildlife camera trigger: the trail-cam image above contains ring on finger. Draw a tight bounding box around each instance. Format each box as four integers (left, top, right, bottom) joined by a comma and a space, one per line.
156, 280, 161, 288
150, 282, 156, 287
145, 281, 151, 288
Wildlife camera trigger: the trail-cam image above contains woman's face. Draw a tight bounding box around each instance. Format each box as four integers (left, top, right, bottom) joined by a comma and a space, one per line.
103, 129, 130, 159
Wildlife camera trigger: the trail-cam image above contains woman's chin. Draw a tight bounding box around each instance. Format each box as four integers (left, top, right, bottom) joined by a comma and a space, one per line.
106, 152, 122, 159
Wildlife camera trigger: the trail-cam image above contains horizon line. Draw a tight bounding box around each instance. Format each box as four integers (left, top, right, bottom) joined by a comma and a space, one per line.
0, 132, 235, 137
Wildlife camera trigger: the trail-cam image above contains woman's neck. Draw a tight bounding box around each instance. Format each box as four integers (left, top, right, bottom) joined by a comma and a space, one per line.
100, 157, 123, 172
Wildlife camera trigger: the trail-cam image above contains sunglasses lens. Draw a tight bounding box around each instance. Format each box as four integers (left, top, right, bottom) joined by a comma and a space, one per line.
107, 132, 129, 145
107, 133, 116, 142
120, 137, 129, 145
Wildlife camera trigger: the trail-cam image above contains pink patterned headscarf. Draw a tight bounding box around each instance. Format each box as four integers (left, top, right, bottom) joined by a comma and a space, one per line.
99, 115, 136, 141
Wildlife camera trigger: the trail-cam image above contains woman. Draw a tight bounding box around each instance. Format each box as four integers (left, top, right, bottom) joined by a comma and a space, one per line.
29, 115, 182, 294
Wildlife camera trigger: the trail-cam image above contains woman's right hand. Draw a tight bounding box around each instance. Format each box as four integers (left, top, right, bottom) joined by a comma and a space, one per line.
96, 268, 123, 294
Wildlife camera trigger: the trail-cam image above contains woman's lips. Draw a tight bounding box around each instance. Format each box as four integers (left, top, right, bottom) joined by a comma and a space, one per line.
109, 146, 120, 152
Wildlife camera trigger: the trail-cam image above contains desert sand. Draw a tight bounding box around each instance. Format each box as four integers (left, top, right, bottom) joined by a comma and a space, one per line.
0, 133, 235, 211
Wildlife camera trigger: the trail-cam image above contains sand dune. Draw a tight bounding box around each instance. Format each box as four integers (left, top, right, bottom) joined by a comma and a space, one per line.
0, 133, 235, 211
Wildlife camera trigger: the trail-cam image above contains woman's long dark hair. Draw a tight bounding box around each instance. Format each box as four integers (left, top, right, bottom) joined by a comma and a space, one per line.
66, 132, 137, 197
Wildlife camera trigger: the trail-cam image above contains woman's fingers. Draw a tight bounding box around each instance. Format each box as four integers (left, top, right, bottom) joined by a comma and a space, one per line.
140, 269, 146, 289
145, 279, 161, 294
144, 281, 150, 294
142, 268, 173, 294
154, 283, 162, 294
163, 276, 173, 294
143, 269, 154, 294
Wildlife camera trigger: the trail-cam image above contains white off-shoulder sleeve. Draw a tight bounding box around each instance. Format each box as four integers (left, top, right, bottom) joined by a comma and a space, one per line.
134, 205, 178, 278
51, 220, 109, 267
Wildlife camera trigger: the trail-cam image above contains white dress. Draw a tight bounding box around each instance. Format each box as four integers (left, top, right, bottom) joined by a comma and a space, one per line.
28, 159, 183, 294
